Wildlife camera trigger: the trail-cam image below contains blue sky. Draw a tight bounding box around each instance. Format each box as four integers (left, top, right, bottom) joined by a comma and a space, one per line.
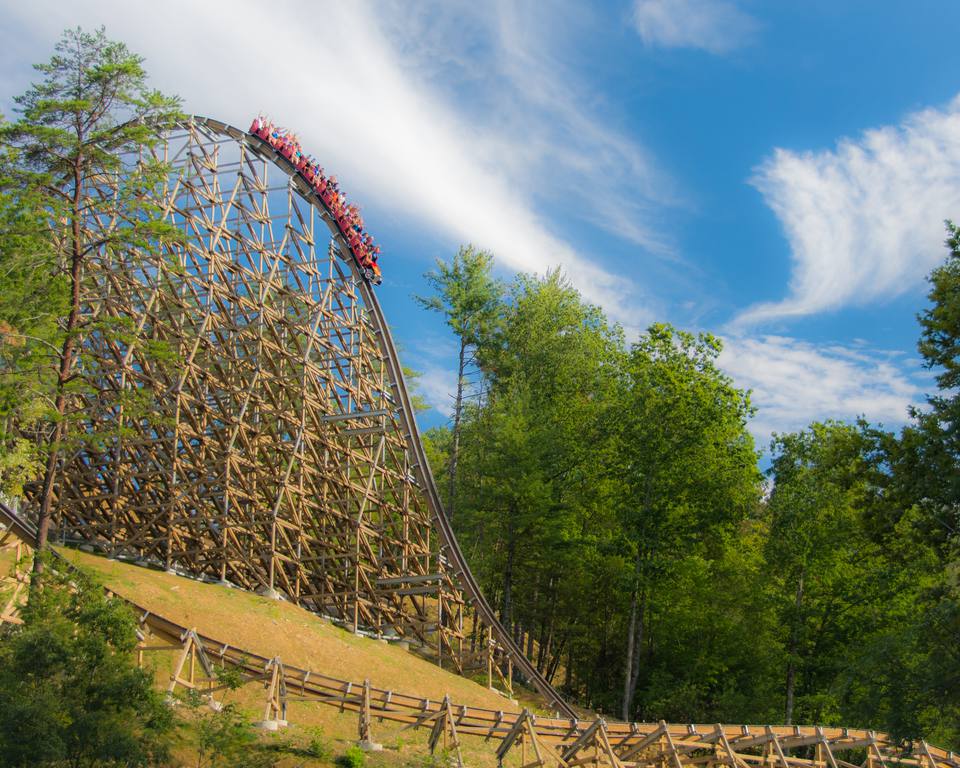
3, 0, 960, 451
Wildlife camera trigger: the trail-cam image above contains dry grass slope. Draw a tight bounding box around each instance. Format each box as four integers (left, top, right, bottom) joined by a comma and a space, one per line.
60, 548, 520, 711
55, 548, 532, 768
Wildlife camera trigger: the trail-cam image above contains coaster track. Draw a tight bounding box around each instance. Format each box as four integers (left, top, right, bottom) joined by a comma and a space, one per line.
15, 116, 571, 715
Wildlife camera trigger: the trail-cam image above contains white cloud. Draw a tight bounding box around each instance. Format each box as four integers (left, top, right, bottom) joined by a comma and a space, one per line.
737, 95, 960, 327
631, 0, 758, 54
0, 0, 665, 329
719, 335, 922, 446
414, 365, 458, 417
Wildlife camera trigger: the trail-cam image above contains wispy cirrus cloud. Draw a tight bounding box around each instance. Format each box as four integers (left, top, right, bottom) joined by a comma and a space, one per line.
0, 0, 667, 329
718, 335, 923, 446
631, 0, 758, 54
736, 95, 960, 327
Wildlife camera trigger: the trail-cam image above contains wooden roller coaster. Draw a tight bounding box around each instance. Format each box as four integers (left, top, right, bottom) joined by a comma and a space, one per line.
12, 116, 567, 713
3, 116, 958, 768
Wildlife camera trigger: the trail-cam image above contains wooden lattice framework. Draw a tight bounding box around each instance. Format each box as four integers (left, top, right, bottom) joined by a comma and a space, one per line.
47, 117, 457, 647
17, 117, 570, 713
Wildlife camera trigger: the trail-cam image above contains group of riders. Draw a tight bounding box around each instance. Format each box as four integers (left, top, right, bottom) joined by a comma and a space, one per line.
249, 116, 383, 284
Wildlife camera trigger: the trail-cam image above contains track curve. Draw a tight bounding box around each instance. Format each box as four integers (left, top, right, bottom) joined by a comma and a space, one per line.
187, 116, 569, 715
195, 116, 574, 717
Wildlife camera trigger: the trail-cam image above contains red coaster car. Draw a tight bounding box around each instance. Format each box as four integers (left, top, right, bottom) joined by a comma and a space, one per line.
248, 116, 384, 287
360, 258, 383, 285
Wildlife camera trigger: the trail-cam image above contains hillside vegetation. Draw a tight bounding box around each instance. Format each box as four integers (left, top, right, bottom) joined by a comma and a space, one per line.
60, 548, 520, 714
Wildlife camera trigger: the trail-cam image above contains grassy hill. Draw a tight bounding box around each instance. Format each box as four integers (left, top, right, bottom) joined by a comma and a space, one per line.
53, 548, 531, 768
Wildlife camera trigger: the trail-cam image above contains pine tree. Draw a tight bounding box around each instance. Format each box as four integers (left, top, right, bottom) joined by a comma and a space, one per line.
415, 246, 503, 518
0, 27, 182, 564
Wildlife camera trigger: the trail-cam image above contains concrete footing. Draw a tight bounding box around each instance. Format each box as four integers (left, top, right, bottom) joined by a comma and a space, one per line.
358, 740, 383, 752
255, 720, 288, 731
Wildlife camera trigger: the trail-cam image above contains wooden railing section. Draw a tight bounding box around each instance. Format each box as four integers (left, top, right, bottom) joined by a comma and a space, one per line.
1, 523, 957, 768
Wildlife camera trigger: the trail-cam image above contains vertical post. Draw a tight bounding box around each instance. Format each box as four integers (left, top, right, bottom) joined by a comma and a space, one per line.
487, 626, 493, 689
359, 678, 372, 743
353, 526, 361, 633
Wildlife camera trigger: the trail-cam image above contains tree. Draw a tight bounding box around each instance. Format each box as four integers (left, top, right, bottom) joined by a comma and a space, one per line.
415, 246, 503, 518
615, 324, 759, 720
0, 26, 182, 565
0, 553, 174, 767
764, 423, 882, 725
912, 220, 960, 530
0, 157, 61, 503
455, 270, 623, 685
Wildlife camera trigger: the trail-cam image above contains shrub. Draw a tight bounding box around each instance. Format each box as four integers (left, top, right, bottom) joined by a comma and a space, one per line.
336, 745, 366, 768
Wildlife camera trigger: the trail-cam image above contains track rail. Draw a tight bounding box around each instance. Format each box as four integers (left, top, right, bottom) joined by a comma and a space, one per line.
189, 116, 573, 716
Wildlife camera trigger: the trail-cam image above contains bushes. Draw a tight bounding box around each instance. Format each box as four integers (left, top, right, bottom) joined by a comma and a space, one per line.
0, 554, 174, 767
336, 745, 366, 768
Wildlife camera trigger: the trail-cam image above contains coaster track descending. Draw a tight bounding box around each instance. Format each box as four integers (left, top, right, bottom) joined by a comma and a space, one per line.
17, 115, 572, 716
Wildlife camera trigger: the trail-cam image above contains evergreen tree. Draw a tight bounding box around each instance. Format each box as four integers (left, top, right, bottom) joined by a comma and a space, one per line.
0, 27, 182, 563
415, 246, 503, 518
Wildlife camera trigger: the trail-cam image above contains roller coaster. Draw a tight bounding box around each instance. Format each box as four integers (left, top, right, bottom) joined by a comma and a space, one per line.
2, 116, 958, 768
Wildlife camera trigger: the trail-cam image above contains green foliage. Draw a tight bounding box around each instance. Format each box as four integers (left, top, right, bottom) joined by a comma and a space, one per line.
414, 245, 503, 351
186, 701, 266, 768
446, 267, 762, 720
402, 364, 432, 413
426, 231, 959, 744
336, 745, 366, 768
415, 245, 504, 515
0, 26, 183, 535
0, 553, 174, 767
305, 731, 333, 760
404, 749, 451, 768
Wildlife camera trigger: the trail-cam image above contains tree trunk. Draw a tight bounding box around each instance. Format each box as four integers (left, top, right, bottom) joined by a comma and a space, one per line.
446, 338, 467, 520
501, 508, 515, 635
785, 571, 805, 725
34, 156, 84, 572
621, 583, 639, 720
546, 634, 566, 684
621, 554, 647, 721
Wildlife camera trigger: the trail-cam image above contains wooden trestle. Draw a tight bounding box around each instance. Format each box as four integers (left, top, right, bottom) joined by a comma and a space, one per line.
1, 528, 957, 768
13, 117, 567, 711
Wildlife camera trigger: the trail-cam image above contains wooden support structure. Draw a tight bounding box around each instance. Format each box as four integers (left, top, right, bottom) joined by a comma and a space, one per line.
426, 696, 464, 768
563, 718, 623, 768
0, 532, 26, 626
497, 708, 569, 768
7, 116, 575, 714
167, 628, 217, 696
260, 657, 288, 726
6, 115, 957, 735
